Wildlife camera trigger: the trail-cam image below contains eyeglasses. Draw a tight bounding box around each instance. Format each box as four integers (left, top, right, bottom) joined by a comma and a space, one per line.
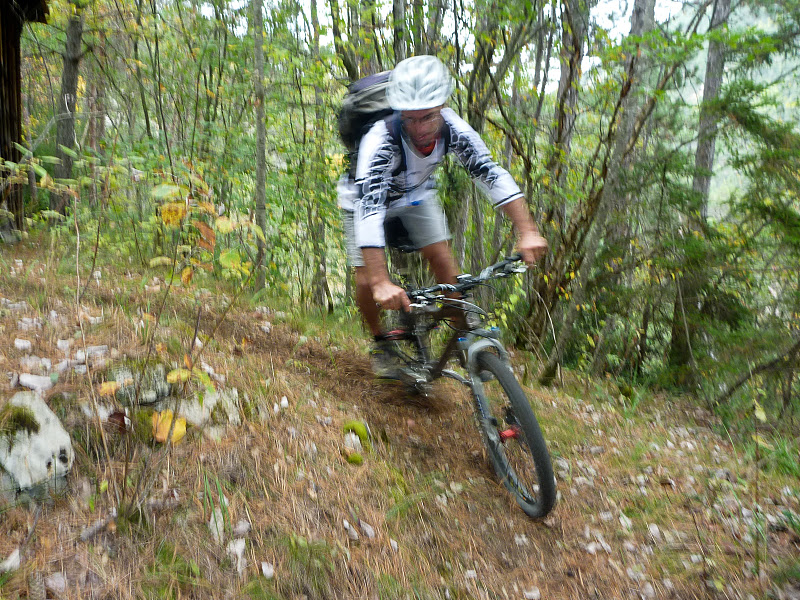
401, 112, 443, 128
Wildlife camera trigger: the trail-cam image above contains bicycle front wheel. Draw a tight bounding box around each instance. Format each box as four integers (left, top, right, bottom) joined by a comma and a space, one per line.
472, 351, 556, 519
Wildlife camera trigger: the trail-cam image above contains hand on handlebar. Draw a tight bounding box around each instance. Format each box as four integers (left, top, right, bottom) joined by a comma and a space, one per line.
372, 281, 411, 312
517, 231, 548, 266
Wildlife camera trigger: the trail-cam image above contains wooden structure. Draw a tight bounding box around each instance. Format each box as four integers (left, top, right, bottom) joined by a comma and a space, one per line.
1, 0, 48, 230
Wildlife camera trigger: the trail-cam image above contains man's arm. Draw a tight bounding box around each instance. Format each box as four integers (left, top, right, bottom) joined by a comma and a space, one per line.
361, 247, 411, 311
501, 197, 548, 266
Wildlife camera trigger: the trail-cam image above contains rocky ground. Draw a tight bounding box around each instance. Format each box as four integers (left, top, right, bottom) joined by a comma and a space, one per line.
0, 247, 799, 600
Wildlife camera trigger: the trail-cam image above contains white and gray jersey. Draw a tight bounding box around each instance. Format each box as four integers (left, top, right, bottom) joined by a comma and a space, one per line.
351, 107, 523, 249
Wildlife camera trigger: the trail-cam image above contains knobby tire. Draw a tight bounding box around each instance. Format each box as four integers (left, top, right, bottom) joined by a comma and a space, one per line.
473, 351, 556, 519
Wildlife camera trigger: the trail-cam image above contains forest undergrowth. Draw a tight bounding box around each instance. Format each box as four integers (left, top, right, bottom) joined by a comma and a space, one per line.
0, 234, 798, 600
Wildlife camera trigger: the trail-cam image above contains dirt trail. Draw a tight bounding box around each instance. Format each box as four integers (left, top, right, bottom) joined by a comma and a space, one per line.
0, 280, 798, 600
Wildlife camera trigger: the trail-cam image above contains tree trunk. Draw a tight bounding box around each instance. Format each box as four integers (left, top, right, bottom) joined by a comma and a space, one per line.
51, 4, 84, 214
310, 0, 333, 311
393, 0, 406, 62
668, 0, 732, 375
329, 0, 359, 81
544, 0, 592, 232
539, 0, 653, 385
1, 4, 25, 230
253, 0, 268, 292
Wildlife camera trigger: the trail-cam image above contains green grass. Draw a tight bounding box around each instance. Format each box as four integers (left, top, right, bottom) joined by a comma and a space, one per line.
138, 541, 204, 600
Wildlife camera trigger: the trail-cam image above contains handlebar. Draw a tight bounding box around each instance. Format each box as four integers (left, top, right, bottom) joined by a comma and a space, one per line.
406, 253, 525, 302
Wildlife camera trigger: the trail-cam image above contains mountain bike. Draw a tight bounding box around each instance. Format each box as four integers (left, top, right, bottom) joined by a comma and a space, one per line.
384, 254, 556, 519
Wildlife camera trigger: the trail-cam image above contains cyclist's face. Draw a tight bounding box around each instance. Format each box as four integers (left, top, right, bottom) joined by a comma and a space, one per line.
401, 106, 444, 151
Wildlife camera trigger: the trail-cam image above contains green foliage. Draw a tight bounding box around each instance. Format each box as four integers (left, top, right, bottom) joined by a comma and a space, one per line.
0, 405, 40, 440
139, 541, 204, 599
277, 534, 336, 597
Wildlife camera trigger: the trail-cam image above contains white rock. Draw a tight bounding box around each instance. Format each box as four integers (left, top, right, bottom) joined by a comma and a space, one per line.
648, 524, 661, 542
620, 514, 633, 530
233, 520, 251, 537
208, 508, 225, 544
0, 549, 20, 573
523, 588, 541, 600
260, 322, 272, 334
600, 511, 613, 522
464, 569, 477, 580
343, 519, 359, 541
226, 538, 247, 575
273, 403, 280, 414
280, 396, 289, 409
14, 339, 32, 352
514, 534, 529, 546
261, 562, 275, 579
17, 317, 42, 331
389, 539, 399, 552
0, 393, 73, 490
181, 388, 241, 427
641, 582, 656, 599
18, 373, 53, 393
343, 432, 363, 453
359, 520, 376, 539
45, 572, 67, 594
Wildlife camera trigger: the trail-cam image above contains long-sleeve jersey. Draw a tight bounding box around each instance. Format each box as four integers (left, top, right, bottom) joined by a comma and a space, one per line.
349, 107, 523, 249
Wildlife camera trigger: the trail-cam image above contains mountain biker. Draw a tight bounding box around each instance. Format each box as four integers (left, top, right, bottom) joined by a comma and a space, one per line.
339, 55, 547, 377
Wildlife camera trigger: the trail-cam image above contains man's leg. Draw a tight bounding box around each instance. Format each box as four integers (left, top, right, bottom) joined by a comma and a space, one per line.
354, 266, 382, 337
420, 240, 459, 285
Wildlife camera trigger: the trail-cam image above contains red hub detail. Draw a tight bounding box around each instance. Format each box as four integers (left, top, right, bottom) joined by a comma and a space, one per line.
499, 426, 521, 443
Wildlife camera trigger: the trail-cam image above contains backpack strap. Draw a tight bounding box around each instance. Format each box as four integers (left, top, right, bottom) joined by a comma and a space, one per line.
385, 112, 406, 178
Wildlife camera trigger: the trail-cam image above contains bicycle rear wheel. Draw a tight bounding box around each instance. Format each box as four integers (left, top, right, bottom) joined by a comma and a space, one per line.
472, 351, 556, 519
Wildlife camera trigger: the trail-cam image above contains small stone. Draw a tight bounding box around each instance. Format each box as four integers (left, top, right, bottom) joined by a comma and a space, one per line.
280, 396, 289, 409
359, 520, 376, 539
14, 339, 32, 352
273, 403, 280, 414
514, 534, 529, 546
56, 339, 72, 354
648, 524, 661, 542
619, 514, 633, 530
18, 373, 54, 393
0, 549, 20, 573
389, 539, 398, 552
343, 432, 363, 453
260, 322, 272, 334
590, 446, 605, 455
641, 582, 655, 598
233, 520, 251, 537
45, 572, 67, 594
599, 511, 613, 522
208, 508, 225, 544
464, 569, 477, 580
523, 588, 541, 600
261, 562, 274, 579
226, 539, 247, 575
690, 554, 702, 564
343, 519, 359, 541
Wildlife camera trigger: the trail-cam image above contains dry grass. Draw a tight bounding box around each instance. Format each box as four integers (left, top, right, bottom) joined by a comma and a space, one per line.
0, 236, 798, 599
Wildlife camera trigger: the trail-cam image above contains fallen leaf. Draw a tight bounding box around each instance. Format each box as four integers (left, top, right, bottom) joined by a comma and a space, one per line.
152, 410, 186, 443
97, 381, 120, 397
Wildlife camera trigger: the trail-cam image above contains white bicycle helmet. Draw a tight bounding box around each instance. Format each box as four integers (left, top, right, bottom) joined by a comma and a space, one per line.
386, 55, 453, 111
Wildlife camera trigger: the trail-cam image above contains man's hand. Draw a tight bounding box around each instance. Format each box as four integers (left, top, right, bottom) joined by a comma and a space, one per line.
517, 230, 548, 266
371, 280, 411, 312
361, 247, 411, 312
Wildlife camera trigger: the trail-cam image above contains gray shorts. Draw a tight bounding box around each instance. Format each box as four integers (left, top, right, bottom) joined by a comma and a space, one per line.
341, 201, 451, 267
